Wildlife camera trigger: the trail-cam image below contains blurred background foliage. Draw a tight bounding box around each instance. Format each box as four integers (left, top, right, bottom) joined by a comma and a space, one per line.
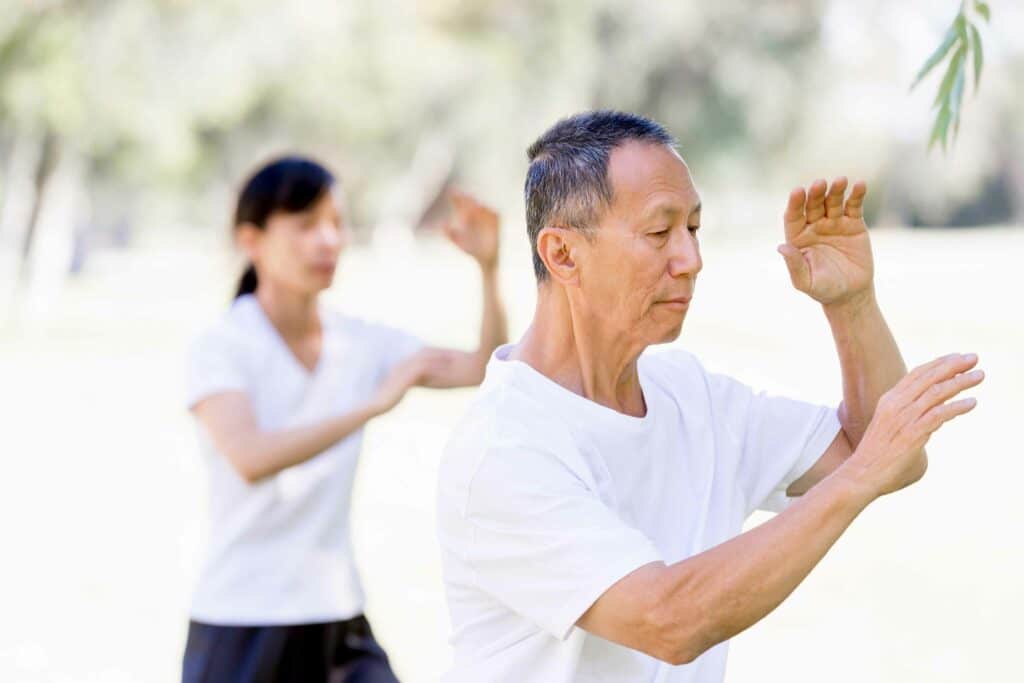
0, 0, 1021, 299
910, 0, 991, 151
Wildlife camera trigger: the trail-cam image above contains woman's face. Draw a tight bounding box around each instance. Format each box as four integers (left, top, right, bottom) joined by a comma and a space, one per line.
241, 190, 348, 296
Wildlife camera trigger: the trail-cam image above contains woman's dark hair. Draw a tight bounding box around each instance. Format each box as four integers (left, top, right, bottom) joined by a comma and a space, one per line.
232, 156, 335, 298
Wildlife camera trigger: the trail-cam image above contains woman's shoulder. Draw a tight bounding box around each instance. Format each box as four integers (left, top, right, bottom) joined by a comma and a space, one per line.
189, 296, 263, 355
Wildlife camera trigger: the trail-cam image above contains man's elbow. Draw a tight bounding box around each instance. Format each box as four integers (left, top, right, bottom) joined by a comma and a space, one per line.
642, 619, 710, 666
639, 594, 717, 666
653, 645, 703, 667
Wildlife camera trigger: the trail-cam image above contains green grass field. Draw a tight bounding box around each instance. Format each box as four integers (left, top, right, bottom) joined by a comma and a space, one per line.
1, 226, 1020, 681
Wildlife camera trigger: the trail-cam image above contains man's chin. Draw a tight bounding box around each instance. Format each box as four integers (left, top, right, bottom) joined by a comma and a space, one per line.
654, 318, 686, 345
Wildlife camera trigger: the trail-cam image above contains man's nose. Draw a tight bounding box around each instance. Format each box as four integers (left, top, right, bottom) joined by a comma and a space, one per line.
667, 230, 702, 278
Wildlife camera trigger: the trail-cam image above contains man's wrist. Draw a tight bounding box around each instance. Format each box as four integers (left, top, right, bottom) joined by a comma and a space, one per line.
822, 286, 879, 323
827, 458, 878, 510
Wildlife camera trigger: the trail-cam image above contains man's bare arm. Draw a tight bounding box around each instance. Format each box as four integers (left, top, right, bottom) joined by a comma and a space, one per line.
580, 469, 868, 664
579, 353, 982, 664
826, 292, 907, 445
788, 294, 907, 496
778, 179, 908, 495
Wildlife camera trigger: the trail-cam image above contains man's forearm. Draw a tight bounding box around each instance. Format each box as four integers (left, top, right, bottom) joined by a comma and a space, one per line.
649, 469, 873, 662
825, 289, 906, 445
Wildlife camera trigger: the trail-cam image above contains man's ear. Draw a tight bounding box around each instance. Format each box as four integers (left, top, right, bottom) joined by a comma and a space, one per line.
537, 226, 582, 286
235, 223, 262, 264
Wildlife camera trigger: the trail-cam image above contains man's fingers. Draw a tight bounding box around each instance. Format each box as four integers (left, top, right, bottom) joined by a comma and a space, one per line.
777, 243, 811, 292
784, 188, 807, 241
824, 177, 847, 219
920, 397, 979, 433
889, 354, 955, 395
910, 368, 985, 419
805, 179, 828, 223
844, 180, 867, 219
899, 353, 980, 404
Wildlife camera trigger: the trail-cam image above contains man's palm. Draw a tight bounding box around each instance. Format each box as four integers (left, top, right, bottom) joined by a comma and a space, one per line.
779, 177, 874, 305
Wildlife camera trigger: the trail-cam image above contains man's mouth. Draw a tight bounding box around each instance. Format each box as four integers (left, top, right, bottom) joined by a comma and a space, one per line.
660, 295, 692, 310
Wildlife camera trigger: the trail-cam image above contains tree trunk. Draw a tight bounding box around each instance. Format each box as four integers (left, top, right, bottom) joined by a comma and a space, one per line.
21, 134, 86, 321
0, 132, 44, 326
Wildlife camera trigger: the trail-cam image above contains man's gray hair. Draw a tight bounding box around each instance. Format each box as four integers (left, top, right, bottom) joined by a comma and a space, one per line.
524, 110, 675, 282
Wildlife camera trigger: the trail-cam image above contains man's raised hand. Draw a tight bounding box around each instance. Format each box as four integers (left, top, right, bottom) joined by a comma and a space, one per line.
778, 177, 873, 306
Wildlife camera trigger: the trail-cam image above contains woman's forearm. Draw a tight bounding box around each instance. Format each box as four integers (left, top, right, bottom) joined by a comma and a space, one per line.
477, 263, 508, 359
220, 402, 382, 483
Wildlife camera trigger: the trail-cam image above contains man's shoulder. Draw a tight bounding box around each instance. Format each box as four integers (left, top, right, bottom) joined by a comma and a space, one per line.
440, 378, 580, 493
447, 377, 573, 456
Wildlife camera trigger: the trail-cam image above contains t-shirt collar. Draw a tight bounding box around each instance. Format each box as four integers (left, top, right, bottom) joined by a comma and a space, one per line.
486, 343, 655, 432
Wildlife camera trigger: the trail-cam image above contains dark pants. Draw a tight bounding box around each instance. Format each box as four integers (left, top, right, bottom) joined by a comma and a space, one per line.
181, 614, 400, 683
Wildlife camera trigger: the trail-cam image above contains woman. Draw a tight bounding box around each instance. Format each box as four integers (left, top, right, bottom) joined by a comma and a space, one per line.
182, 156, 507, 682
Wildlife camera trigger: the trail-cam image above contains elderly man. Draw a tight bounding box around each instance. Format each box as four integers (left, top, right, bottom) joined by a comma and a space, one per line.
436, 111, 982, 682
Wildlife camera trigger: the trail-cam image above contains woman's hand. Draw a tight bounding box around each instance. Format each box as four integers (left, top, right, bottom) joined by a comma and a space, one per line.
443, 189, 500, 272
369, 349, 454, 415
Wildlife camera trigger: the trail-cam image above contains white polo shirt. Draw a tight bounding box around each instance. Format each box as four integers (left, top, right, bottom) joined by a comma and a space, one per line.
185, 294, 421, 625
437, 345, 841, 682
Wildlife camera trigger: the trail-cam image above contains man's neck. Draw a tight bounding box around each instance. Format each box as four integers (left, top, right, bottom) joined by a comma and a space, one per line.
511, 284, 648, 417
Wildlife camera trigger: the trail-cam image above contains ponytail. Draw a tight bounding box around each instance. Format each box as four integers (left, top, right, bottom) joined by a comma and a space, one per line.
235, 263, 258, 299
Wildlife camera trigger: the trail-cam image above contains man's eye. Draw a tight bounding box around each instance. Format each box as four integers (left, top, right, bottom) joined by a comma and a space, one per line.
688, 225, 700, 234
651, 228, 670, 237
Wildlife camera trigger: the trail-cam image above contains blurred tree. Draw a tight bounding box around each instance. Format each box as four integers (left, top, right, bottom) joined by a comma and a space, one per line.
0, 0, 1017, 314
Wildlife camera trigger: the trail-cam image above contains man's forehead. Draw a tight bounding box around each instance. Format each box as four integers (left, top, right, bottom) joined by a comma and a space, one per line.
607, 141, 700, 215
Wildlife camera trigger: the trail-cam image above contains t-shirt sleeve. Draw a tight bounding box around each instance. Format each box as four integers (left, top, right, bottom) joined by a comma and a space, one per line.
706, 372, 842, 514
460, 444, 663, 641
367, 322, 425, 381
184, 329, 248, 409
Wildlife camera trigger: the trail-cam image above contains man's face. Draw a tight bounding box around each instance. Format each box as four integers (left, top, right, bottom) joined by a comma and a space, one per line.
574, 141, 702, 346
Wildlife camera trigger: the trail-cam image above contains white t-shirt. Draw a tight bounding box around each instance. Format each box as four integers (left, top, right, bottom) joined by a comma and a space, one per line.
437, 345, 841, 682
185, 294, 421, 625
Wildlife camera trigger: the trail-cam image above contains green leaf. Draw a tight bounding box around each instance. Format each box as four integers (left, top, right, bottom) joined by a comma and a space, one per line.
910, 23, 959, 90
929, 105, 952, 151
974, 1, 991, 23
949, 62, 966, 136
969, 23, 984, 91
955, 14, 968, 45
933, 44, 965, 109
